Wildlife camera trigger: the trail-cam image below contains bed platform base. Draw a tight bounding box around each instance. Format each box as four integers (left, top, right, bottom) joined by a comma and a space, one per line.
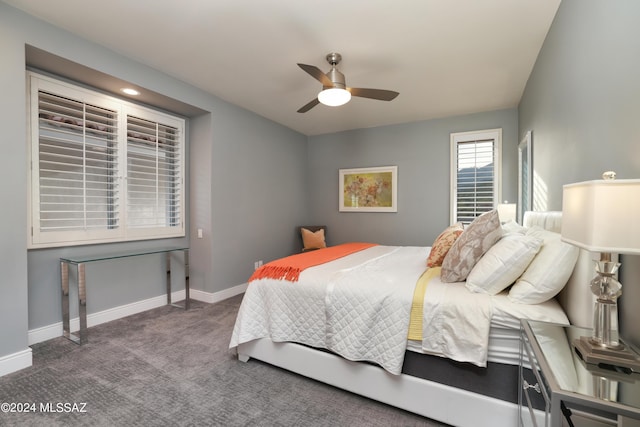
238, 338, 544, 427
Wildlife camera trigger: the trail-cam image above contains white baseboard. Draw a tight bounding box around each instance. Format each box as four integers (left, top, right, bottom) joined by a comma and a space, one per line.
190, 282, 247, 304
0, 347, 33, 377
27, 284, 247, 346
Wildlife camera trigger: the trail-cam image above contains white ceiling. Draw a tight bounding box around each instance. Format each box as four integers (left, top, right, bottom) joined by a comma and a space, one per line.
5, 0, 561, 136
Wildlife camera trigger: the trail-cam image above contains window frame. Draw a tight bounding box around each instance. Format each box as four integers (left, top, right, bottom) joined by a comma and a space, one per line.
518, 130, 533, 224
450, 128, 502, 225
27, 72, 186, 249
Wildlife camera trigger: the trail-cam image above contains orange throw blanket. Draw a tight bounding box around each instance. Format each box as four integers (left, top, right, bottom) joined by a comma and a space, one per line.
249, 242, 377, 282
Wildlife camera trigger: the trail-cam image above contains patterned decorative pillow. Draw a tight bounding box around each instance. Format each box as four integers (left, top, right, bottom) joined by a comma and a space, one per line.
426, 223, 464, 267
301, 227, 326, 251
440, 210, 502, 282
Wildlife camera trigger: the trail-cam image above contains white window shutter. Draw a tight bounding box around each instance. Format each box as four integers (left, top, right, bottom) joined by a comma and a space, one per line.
28, 72, 185, 248
34, 89, 122, 244
126, 114, 182, 232
450, 129, 501, 225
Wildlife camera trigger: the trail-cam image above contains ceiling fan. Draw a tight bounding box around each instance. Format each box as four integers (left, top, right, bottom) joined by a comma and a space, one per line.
297, 53, 399, 113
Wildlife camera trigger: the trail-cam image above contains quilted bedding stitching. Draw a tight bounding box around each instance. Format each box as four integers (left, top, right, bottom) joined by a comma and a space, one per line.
229, 245, 429, 374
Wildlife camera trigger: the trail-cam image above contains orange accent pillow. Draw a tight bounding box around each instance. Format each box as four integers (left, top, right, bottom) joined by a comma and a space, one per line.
301, 227, 326, 251
427, 223, 464, 267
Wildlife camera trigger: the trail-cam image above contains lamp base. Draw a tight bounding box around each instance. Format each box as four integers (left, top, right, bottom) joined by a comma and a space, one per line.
574, 336, 640, 373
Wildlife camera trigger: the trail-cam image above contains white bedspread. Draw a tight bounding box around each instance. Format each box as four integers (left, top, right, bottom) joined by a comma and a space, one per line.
421, 278, 492, 367
229, 244, 569, 373
229, 245, 429, 374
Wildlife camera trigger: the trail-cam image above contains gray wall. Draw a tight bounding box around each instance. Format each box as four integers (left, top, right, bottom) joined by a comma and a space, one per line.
0, 2, 308, 362
307, 109, 519, 247
4, 0, 640, 368
0, 5, 30, 361
518, 0, 640, 344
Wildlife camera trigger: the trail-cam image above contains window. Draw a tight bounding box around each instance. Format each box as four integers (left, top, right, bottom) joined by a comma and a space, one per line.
450, 129, 501, 224
28, 72, 185, 248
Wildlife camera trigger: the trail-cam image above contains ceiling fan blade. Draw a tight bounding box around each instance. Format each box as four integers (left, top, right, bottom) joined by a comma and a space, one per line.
348, 87, 399, 101
297, 98, 320, 113
297, 63, 333, 87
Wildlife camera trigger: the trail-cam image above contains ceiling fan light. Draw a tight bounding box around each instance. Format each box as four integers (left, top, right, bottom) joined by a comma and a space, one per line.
318, 88, 351, 107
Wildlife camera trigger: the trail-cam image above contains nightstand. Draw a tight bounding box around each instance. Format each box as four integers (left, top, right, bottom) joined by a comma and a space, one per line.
520, 319, 640, 427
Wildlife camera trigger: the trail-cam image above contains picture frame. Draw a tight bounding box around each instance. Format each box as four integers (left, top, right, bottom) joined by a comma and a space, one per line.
518, 131, 533, 223
339, 166, 397, 212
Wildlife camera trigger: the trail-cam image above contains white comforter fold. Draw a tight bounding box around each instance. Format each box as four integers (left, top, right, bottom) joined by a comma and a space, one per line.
324, 246, 429, 373
421, 279, 492, 367
229, 245, 428, 374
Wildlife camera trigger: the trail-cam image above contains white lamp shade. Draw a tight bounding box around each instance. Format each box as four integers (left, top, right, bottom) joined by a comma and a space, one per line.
318, 88, 351, 107
496, 203, 517, 223
561, 179, 640, 254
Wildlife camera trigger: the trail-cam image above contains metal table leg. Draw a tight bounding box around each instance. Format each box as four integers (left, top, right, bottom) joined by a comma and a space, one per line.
61, 261, 87, 345
77, 263, 87, 344
61, 261, 71, 341
166, 251, 172, 305
167, 249, 190, 310
184, 249, 190, 310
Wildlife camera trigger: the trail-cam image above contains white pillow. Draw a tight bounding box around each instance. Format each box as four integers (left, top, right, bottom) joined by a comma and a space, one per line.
466, 233, 542, 295
502, 220, 525, 235
508, 227, 580, 304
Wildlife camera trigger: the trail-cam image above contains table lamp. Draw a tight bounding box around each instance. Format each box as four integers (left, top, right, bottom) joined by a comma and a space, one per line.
496, 202, 517, 224
561, 171, 640, 372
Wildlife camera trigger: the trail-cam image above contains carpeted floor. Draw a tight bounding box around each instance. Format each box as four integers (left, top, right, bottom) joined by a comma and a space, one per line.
0, 294, 448, 426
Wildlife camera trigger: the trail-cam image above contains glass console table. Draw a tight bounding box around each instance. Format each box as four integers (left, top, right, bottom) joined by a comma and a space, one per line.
520, 319, 640, 426
60, 246, 189, 345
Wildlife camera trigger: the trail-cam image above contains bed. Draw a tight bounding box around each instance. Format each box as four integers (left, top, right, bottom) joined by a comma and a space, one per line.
229, 211, 595, 426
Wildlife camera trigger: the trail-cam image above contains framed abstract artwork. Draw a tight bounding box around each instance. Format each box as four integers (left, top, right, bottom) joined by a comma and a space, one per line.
339, 166, 397, 212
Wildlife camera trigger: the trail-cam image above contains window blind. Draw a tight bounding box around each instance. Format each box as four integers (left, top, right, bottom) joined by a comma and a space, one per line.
126, 115, 182, 229
455, 140, 495, 223
450, 129, 501, 225
37, 91, 120, 232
